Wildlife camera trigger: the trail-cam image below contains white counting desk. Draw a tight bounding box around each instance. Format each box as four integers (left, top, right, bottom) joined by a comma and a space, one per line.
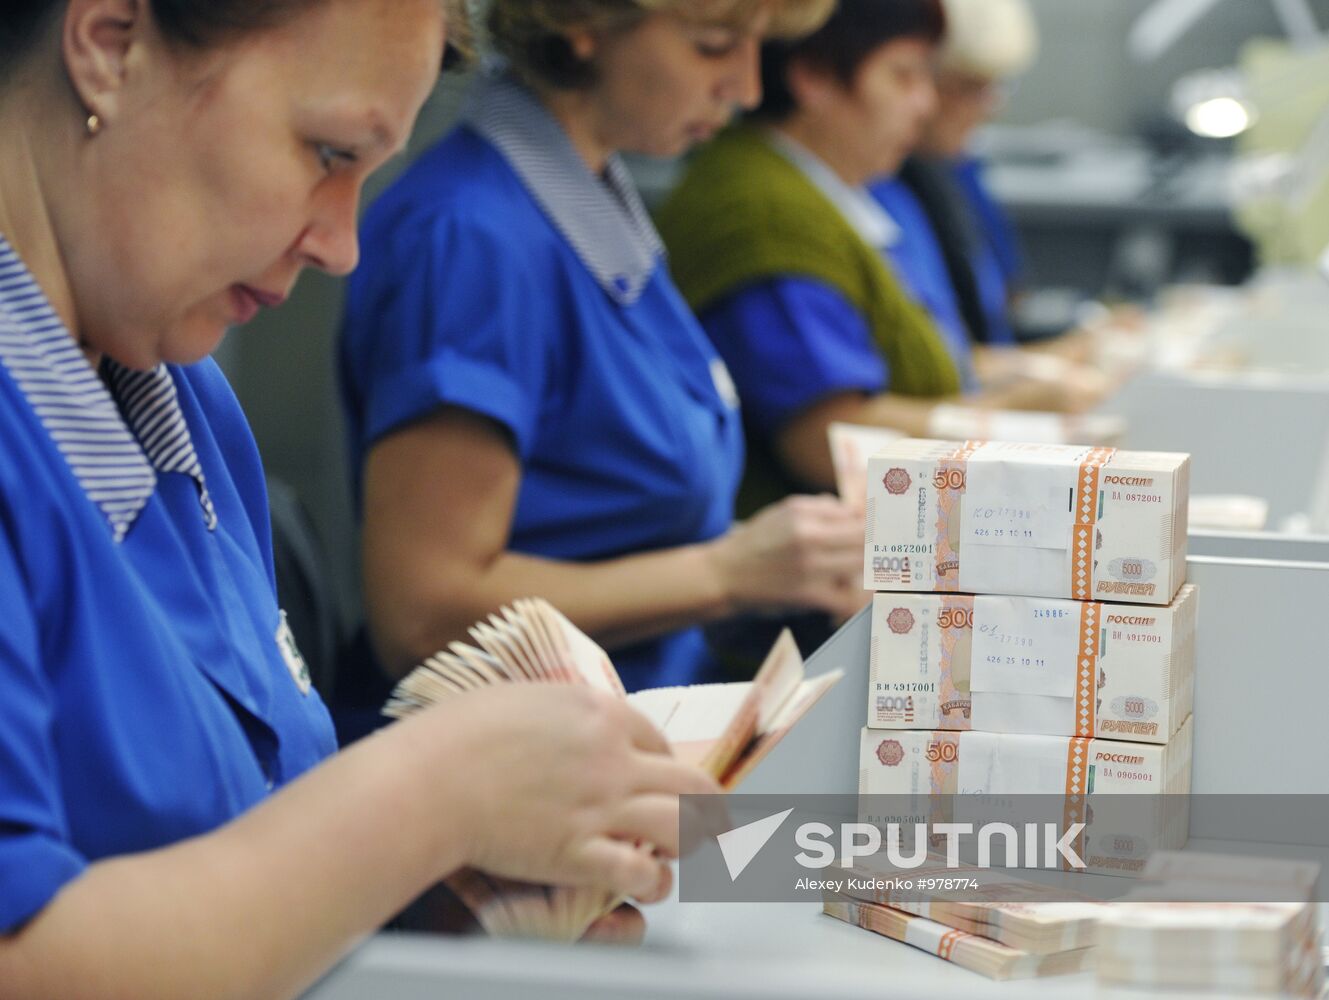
1097, 372, 1329, 529
1188, 530, 1329, 563
306, 556, 1329, 1000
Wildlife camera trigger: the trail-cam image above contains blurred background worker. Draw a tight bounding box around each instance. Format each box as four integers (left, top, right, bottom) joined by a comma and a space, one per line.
658, 0, 1090, 512
887, 0, 1038, 350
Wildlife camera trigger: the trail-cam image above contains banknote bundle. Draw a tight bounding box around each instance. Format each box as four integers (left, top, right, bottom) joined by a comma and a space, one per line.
1094, 850, 1325, 995
864, 439, 1190, 604
859, 719, 1193, 800
829, 423, 905, 507
926, 406, 1126, 450
385, 599, 842, 941
1189, 494, 1270, 532
1137, 850, 1321, 902
1096, 902, 1324, 996
836, 855, 1103, 953
859, 718, 1194, 875
830, 416, 1127, 514
866, 586, 1196, 741
822, 893, 1093, 980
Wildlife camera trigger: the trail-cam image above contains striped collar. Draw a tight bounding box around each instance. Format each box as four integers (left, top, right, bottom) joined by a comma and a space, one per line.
0, 235, 216, 542
463, 72, 664, 306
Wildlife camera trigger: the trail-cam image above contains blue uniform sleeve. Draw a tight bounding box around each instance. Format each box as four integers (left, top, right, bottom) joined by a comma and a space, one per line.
0, 522, 86, 933
697, 278, 888, 437
344, 209, 553, 462
954, 157, 1024, 288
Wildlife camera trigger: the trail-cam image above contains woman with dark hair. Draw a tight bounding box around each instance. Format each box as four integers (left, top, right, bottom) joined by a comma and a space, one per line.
0, 2, 715, 995
658, 0, 1084, 510
340, 0, 866, 695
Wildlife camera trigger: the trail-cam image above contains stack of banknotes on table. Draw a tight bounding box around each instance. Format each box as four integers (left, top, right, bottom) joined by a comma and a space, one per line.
1097, 902, 1324, 995
821, 855, 1101, 979
1095, 851, 1325, 996
823, 895, 1095, 980
854, 440, 1195, 878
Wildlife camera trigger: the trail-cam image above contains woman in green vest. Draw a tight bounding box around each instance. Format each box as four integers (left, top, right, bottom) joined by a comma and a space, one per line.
658, 0, 1081, 514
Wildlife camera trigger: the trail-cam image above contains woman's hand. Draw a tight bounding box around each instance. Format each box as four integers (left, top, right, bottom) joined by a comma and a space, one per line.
580, 903, 648, 945
707, 494, 866, 623
419, 686, 720, 901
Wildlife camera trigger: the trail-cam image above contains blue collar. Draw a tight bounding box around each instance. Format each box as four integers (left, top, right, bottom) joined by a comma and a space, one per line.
0, 235, 216, 542
463, 73, 664, 306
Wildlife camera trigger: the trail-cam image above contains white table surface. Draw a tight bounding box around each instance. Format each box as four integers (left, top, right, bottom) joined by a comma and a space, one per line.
306, 555, 1329, 999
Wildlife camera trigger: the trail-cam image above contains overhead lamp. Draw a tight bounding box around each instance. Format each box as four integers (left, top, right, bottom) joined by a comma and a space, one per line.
1170, 68, 1258, 139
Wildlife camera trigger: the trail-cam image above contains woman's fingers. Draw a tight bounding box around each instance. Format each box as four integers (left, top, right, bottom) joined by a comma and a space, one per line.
570, 838, 672, 901
612, 700, 673, 757
627, 751, 721, 798
580, 903, 648, 945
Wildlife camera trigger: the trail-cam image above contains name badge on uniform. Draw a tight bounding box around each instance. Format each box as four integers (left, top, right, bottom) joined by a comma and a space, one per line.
710, 358, 741, 411
276, 611, 312, 696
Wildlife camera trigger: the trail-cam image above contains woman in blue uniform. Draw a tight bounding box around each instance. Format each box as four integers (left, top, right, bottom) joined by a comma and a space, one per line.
0, 2, 714, 994
341, 0, 863, 692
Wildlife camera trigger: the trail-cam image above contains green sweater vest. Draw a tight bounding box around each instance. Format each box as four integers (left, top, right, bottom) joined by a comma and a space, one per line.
657, 126, 961, 512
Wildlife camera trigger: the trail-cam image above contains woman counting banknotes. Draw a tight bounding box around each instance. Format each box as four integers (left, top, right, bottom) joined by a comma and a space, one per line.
0, 2, 718, 996
340, 0, 864, 693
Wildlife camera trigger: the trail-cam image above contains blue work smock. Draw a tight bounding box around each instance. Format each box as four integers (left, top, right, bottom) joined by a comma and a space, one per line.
871, 176, 994, 354
340, 76, 744, 692
952, 155, 1022, 345
0, 236, 337, 933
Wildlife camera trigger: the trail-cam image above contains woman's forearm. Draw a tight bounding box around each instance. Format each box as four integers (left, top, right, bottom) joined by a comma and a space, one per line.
0, 712, 469, 1000
361, 407, 862, 677
367, 541, 733, 677
774, 391, 939, 493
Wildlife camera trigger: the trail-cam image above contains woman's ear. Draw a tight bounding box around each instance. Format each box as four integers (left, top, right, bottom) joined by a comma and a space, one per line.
563, 25, 597, 63
62, 0, 147, 125
785, 58, 837, 114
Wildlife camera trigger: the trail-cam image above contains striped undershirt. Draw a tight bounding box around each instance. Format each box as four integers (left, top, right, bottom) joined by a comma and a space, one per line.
0, 234, 216, 542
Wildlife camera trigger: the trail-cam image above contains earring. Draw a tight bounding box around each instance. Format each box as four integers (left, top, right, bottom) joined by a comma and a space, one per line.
85, 113, 102, 136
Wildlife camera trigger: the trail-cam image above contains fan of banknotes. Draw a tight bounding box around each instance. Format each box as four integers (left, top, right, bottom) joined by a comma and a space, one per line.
384, 598, 843, 941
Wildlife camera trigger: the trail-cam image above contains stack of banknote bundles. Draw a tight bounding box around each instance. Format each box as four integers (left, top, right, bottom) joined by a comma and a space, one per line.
1095, 852, 1324, 996
855, 440, 1194, 881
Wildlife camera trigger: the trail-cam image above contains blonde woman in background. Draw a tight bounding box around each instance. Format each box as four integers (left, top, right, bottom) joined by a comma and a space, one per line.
340, 0, 866, 699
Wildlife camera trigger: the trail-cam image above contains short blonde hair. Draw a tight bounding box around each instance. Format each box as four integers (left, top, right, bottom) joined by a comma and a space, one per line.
489, 0, 835, 90
939, 0, 1038, 80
